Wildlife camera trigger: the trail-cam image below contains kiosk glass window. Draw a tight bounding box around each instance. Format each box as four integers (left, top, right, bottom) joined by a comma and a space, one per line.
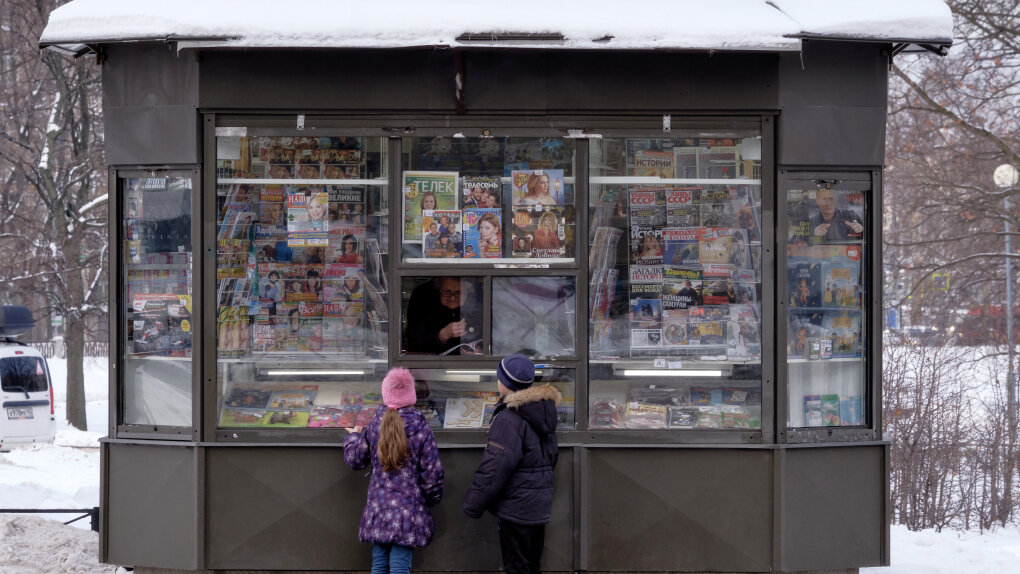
399, 137, 576, 262
213, 135, 389, 430
587, 134, 763, 430
784, 179, 868, 428
121, 176, 194, 427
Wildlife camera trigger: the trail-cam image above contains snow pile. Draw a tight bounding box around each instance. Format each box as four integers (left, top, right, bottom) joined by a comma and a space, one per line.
0, 515, 110, 574
862, 524, 1020, 573
39, 0, 955, 51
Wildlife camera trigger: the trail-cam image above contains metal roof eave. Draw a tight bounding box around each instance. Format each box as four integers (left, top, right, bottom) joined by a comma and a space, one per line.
786, 33, 953, 56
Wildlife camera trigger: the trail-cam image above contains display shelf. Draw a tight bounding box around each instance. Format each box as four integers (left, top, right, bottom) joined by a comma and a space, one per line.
404, 257, 575, 265
591, 176, 761, 186
217, 178, 388, 186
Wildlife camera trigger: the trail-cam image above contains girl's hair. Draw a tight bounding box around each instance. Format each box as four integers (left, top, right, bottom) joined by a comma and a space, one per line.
378, 409, 410, 471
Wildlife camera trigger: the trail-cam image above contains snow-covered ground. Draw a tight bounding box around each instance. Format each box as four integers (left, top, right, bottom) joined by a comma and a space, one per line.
2, 356, 1020, 573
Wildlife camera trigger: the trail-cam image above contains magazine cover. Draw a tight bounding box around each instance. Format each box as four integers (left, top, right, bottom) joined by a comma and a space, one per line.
821, 394, 841, 426
632, 149, 674, 179
258, 198, 285, 227
629, 189, 667, 226
258, 142, 296, 179
698, 189, 737, 227
402, 171, 458, 244
462, 208, 502, 258
629, 264, 664, 303
630, 328, 663, 349
698, 227, 733, 265
630, 224, 664, 265
328, 186, 366, 224
219, 408, 270, 427
223, 388, 272, 409
788, 187, 865, 245
662, 315, 694, 347
286, 189, 329, 247
702, 277, 735, 306
323, 263, 364, 303
503, 140, 571, 174
630, 298, 662, 328
325, 224, 366, 265
729, 228, 751, 269
665, 189, 701, 227
321, 149, 362, 180
822, 259, 861, 308
732, 186, 761, 242
661, 266, 701, 311
462, 175, 502, 209
281, 264, 321, 303
661, 227, 700, 267
510, 206, 567, 258
443, 397, 486, 429
422, 209, 463, 258
511, 169, 565, 206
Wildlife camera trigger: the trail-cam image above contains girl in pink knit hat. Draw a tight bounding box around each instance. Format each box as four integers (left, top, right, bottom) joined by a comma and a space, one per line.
344, 368, 444, 574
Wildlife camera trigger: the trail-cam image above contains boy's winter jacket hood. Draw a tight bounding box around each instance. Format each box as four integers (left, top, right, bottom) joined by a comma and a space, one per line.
503, 384, 562, 437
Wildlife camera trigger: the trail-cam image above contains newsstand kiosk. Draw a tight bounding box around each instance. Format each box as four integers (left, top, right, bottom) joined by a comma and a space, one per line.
40, 1, 953, 572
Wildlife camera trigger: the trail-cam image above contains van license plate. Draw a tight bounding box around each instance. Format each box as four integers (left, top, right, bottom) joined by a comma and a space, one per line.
6, 408, 33, 420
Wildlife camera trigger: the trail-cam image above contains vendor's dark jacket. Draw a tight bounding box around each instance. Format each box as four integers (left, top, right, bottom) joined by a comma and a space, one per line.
462, 384, 561, 525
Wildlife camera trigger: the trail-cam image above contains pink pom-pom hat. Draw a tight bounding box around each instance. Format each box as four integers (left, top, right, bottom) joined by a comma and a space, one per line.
381, 367, 417, 409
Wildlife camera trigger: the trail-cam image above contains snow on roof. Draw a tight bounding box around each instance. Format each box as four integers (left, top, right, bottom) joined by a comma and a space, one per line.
39, 0, 954, 53
770, 0, 954, 44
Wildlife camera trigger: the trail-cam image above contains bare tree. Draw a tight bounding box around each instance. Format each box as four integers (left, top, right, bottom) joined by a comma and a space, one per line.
0, 0, 106, 430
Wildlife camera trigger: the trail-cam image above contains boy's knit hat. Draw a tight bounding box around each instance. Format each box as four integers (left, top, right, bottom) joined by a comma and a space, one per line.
382, 367, 417, 409
497, 354, 535, 392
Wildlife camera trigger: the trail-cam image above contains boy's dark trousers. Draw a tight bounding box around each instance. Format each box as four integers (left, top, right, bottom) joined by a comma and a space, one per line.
498, 519, 545, 574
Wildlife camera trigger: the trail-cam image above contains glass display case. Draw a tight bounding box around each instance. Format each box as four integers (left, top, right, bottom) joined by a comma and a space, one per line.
400, 137, 577, 263
213, 136, 389, 430
120, 175, 194, 428
586, 134, 764, 430
783, 176, 868, 430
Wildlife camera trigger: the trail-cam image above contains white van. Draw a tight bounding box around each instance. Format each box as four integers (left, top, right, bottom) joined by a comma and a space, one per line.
0, 306, 56, 452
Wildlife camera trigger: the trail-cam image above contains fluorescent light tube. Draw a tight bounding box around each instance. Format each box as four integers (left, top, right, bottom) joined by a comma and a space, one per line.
266, 369, 365, 376
445, 370, 496, 375
623, 369, 723, 377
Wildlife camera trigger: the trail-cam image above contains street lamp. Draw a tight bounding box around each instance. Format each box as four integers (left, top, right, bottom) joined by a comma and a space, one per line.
995, 162, 1019, 524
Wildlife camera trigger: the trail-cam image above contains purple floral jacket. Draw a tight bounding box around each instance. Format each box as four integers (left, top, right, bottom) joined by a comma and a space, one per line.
343, 405, 444, 547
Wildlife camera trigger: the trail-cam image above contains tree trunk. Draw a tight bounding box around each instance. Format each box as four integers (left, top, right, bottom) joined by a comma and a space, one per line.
64, 313, 86, 430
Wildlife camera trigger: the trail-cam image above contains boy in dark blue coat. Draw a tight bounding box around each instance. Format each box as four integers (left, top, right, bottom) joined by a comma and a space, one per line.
462, 354, 562, 574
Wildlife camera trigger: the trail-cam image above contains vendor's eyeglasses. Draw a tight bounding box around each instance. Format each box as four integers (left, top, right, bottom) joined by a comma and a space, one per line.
439, 289, 461, 299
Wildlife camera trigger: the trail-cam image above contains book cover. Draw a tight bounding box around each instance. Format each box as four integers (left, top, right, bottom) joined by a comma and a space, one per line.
222, 389, 271, 411
788, 311, 825, 358
822, 311, 863, 358
821, 394, 841, 426
840, 396, 863, 426
268, 388, 317, 411
307, 406, 345, 428
788, 258, 823, 308
462, 208, 502, 258
803, 394, 823, 426
511, 169, 565, 206
402, 171, 458, 244
695, 406, 723, 429
661, 227, 700, 267
462, 175, 502, 209
218, 408, 269, 427
822, 259, 860, 308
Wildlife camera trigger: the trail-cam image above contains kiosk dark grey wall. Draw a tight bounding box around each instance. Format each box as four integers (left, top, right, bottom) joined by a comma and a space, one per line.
99, 40, 890, 573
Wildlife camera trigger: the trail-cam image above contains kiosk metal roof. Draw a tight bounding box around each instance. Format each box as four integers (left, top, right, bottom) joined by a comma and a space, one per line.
39, 0, 954, 56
